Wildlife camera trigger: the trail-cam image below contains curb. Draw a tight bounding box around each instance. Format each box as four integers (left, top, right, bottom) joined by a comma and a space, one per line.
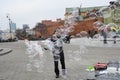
0, 49, 13, 56
0, 49, 3, 52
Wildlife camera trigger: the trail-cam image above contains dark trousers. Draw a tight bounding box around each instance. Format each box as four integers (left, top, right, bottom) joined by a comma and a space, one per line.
54, 50, 66, 76
67, 39, 70, 44
102, 31, 107, 44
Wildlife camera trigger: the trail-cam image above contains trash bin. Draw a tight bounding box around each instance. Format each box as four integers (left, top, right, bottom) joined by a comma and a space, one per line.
86, 66, 95, 80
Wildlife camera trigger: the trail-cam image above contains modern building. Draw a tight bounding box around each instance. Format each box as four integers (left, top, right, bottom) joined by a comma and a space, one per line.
26, 29, 35, 35
23, 24, 29, 30
11, 22, 16, 32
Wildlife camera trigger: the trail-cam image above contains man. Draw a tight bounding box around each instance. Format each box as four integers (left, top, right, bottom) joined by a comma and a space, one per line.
43, 28, 66, 78
93, 21, 107, 44
51, 29, 66, 78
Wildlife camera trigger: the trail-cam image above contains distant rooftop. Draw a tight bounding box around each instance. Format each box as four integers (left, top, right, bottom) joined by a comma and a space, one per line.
66, 6, 107, 13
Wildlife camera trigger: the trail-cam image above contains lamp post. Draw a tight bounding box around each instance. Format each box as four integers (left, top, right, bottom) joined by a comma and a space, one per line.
6, 14, 12, 41
6, 14, 12, 33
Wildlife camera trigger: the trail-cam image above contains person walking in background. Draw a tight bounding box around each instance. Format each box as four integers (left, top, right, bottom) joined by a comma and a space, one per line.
93, 21, 107, 44
66, 34, 71, 44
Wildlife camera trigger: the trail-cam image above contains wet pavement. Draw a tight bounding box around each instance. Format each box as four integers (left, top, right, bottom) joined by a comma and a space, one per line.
0, 40, 120, 80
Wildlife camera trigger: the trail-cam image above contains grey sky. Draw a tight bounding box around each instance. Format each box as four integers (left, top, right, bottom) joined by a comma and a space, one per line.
0, 0, 116, 30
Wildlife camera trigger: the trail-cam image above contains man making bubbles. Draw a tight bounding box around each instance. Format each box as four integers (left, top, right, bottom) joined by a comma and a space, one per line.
50, 29, 66, 78
43, 28, 66, 78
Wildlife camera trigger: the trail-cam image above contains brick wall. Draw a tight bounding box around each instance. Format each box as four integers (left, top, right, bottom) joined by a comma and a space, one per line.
34, 17, 103, 39
70, 17, 103, 35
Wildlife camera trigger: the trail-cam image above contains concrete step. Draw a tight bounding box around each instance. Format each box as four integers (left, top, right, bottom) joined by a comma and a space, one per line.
0, 49, 3, 52
0, 48, 12, 56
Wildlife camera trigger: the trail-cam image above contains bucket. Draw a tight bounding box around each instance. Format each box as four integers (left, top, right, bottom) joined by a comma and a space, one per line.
86, 66, 95, 79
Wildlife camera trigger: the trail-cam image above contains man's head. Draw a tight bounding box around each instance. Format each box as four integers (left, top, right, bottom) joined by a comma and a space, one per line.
51, 34, 57, 42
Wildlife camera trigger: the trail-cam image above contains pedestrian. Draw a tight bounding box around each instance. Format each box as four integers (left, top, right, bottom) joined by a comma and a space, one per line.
99, 26, 107, 44
66, 34, 71, 44
93, 21, 107, 44
42, 28, 66, 78
50, 29, 66, 78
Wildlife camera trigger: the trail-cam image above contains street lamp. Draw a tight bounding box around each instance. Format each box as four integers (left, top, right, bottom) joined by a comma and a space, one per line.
6, 14, 12, 33
6, 14, 12, 41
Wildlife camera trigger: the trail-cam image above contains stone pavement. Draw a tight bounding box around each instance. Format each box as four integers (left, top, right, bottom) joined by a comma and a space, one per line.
0, 40, 120, 80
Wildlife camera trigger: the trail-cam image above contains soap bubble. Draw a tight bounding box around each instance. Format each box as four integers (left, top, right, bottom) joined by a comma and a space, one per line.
99, 7, 111, 18
25, 40, 45, 72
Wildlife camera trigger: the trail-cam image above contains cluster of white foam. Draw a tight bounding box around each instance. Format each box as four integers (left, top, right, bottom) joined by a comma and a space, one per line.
25, 39, 44, 73
67, 37, 89, 62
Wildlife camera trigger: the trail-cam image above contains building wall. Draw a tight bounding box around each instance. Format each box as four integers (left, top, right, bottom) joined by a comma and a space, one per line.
33, 17, 103, 39
70, 17, 103, 35
41, 19, 64, 38
35, 31, 41, 38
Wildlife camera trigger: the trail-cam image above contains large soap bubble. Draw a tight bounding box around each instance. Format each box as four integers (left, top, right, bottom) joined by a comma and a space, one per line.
25, 40, 45, 73
99, 7, 112, 18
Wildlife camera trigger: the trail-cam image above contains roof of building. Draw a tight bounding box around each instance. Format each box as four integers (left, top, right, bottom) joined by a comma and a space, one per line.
66, 6, 106, 13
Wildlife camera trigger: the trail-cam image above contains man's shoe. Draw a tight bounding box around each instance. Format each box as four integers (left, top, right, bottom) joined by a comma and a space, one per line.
56, 75, 59, 78
62, 69, 66, 75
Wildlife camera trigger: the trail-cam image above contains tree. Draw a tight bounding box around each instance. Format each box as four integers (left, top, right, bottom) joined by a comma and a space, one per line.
35, 23, 48, 39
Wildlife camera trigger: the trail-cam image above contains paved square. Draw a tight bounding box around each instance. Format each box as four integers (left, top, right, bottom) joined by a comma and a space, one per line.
0, 40, 120, 80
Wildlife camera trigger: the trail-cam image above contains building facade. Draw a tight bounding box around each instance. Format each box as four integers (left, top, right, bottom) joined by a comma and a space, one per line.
33, 19, 64, 39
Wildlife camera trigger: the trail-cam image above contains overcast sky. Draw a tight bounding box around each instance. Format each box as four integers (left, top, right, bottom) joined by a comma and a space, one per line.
0, 0, 116, 30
